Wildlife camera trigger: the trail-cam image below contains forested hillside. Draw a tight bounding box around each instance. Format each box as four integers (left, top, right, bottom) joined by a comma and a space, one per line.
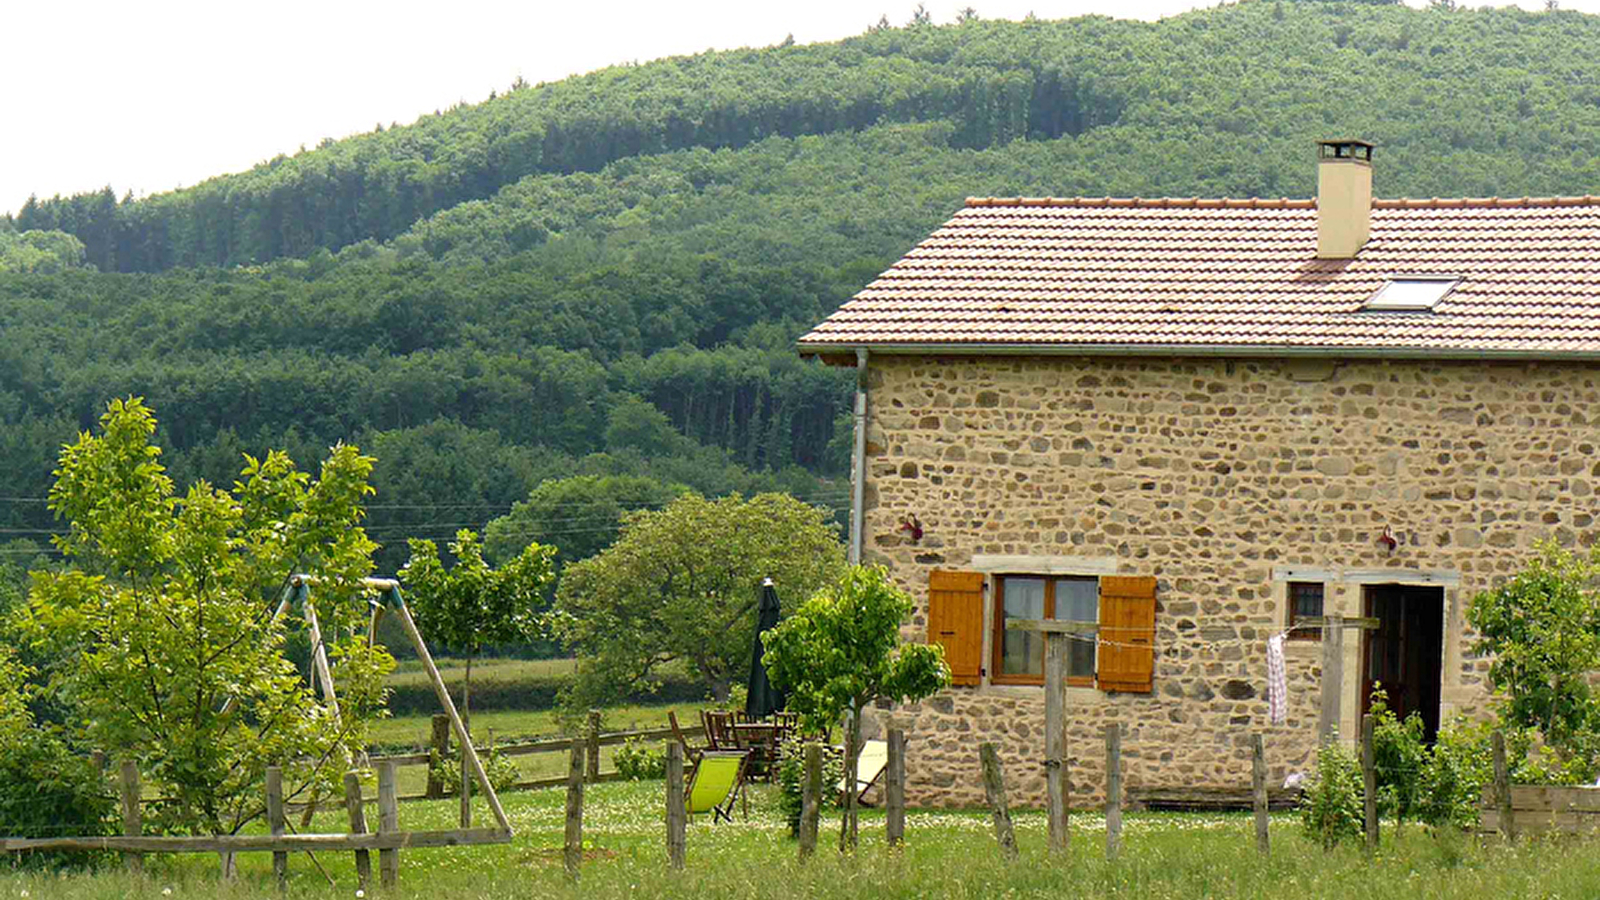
5, 0, 1600, 574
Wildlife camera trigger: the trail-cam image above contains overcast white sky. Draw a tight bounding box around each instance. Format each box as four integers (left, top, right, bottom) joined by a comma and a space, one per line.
4, 0, 1594, 218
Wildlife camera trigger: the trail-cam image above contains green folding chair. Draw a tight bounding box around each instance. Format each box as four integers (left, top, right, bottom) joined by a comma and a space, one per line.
685, 750, 749, 823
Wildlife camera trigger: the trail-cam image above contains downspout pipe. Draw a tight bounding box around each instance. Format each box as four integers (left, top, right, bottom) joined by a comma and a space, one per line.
849, 347, 869, 565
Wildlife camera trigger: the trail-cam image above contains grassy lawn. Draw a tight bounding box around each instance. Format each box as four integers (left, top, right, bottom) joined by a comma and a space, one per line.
366, 701, 713, 750
363, 701, 715, 796
9, 782, 1600, 899
385, 656, 582, 686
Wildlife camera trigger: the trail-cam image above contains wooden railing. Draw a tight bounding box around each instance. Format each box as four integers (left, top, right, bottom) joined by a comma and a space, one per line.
338, 717, 700, 808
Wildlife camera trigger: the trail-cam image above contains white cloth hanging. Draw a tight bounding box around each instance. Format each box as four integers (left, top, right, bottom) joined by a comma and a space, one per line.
1266, 633, 1288, 726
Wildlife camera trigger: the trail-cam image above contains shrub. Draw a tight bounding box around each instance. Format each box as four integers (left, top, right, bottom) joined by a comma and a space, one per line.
1417, 716, 1494, 829
427, 741, 520, 794
1369, 685, 1428, 829
614, 737, 669, 781
1300, 737, 1365, 849
0, 651, 115, 867
776, 739, 844, 837
1467, 541, 1600, 765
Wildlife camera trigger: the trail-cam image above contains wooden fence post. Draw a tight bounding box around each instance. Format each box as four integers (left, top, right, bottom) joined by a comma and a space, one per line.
1362, 713, 1378, 855
1105, 723, 1122, 862
885, 728, 906, 848
426, 714, 450, 799
666, 742, 686, 870
377, 761, 400, 888
565, 739, 585, 879
342, 771, 371, 891
979, 743, 1018, 861
1492, 730, 1515, 842
799, 743, 822, 860
267, 766, 287, 891
586, 710, 602, 783
1044, 632, 1070, 859
1252, 733, 1269, 857
460, 740, 473, 829
118, 759, 143, 877
1319, 614, 1344, 744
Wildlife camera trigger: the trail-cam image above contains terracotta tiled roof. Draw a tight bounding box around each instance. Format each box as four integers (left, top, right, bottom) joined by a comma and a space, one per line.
797, 196, 1600, 356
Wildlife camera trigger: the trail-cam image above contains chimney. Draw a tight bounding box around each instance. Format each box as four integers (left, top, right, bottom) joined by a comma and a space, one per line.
1316, 139, 1374, 259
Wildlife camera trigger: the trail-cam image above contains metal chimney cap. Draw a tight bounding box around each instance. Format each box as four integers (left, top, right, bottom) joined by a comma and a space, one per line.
1318, 139, 1375, 162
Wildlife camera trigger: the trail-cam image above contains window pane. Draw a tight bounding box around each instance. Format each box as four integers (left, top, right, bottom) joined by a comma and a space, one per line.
1001, 577, 1045, 675
1293, 583, 1324, 619
1054, 578, 1098, 679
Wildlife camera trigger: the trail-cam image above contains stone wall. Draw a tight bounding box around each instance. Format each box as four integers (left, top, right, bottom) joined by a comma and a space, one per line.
858, 354, 1600, 808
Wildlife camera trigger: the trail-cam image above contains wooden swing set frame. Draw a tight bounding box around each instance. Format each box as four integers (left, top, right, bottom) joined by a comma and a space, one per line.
0, 576, 512, 880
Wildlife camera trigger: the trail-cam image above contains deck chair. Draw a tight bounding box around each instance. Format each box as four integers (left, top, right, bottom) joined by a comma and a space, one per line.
838, 739, 891, 806
685, 750, 749, 823
667, 710, 706, 763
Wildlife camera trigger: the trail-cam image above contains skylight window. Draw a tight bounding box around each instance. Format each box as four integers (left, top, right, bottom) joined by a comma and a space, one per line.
1363, 276, 1459, 312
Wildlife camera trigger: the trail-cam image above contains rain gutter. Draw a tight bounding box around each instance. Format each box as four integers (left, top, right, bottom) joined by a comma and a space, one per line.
801, 342, 1600, 362
849, 347, 868, 566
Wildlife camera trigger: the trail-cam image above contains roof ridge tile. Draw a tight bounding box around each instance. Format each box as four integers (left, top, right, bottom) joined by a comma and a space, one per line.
964, 196, 1600, 210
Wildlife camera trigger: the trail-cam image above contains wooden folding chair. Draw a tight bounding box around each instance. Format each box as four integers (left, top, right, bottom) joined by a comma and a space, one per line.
838, 739, 891, 806
701, 709, 736, 751
668, 710, 706, 763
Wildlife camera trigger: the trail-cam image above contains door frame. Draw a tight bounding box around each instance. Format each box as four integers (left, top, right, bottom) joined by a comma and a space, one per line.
1359, 582, 1446, 741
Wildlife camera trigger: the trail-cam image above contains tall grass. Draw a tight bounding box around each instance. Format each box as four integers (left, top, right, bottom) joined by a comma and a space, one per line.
7, 781, 1598, 899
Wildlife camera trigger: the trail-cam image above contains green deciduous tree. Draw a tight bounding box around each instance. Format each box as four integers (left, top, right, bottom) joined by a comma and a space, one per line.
548, 492, 846, 712
0, 229, 89, 274
13, 398, 393, 837
762, 565, 950, 850
484, 473, 685, 568
1467, 540, 1600, 762
400, 528, 556, 726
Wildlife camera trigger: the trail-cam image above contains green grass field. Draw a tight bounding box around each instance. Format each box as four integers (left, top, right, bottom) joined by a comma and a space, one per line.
385, 656, 582, 687
364, 700, 715, 795
7, 781, 1599, 899
366, 701, 712, 750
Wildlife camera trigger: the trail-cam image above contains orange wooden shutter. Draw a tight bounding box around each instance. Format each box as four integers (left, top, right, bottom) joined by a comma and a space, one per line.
927, 570, 985, 686
1096, 575, 1157, 693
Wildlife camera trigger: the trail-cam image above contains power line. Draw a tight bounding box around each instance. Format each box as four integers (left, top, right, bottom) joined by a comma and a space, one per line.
0, 489, 853, 509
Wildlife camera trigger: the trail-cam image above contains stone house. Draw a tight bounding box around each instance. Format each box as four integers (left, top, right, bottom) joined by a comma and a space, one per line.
798, 140, 1600, 808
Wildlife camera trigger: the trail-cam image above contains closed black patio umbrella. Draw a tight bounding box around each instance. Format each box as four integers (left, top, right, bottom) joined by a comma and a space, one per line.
746, 577, 785, 718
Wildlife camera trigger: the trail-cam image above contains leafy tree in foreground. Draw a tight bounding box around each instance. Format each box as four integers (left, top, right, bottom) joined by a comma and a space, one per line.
548, 492, 846, 713
14, 398, 393, 837
762, 565, 950, 850
1467, 540, 1600, 763
400, 528, 556, 727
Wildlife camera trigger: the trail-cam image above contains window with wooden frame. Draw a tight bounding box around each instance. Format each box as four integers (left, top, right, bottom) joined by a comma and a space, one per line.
992, 575, 1098, 686
1286, 581, 1325, 641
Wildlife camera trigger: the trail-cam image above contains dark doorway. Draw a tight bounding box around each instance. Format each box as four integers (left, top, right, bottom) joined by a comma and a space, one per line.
1361, 584, 1445, 742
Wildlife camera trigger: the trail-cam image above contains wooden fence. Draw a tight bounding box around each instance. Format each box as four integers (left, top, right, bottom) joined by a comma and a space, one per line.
1479, 785, 1600, 836
0, 760, 508, 890
348, 716, 702, 808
